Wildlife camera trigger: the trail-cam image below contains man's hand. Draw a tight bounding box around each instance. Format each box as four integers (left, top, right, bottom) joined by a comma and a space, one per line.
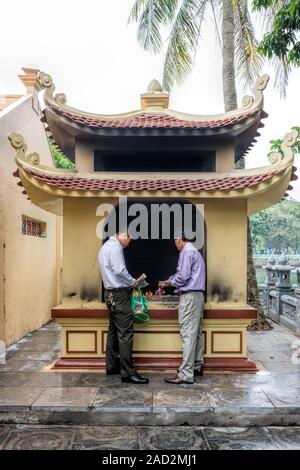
159, 278, 172, 288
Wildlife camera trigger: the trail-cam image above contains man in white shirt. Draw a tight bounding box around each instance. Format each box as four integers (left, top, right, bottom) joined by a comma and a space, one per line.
98, 232, 149, 384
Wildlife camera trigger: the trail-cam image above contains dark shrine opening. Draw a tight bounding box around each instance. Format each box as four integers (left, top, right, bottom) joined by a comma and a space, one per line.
94, 148, 216, 173
103, 199, 206, 295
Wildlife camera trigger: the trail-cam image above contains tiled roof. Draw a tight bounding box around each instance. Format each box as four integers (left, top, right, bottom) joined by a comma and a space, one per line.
23, 169, 280, 192
60, 109, 257, 129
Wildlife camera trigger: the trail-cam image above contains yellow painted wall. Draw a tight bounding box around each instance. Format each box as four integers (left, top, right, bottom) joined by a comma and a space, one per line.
62, 196, 247, 309
202, 198, 247, 307
62, 197, 117, 303
0, 94, 59, 345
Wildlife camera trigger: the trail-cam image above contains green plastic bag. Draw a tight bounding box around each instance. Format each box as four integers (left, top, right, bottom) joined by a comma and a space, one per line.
131, 288, 150, 323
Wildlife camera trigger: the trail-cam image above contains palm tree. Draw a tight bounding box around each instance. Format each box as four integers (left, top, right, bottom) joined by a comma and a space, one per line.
129, 0, 270, 328
253, 0, 293, 98
129, 0, 262, 109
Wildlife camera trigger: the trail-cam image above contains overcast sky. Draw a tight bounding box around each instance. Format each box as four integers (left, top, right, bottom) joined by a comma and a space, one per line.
1, 0, 299, 199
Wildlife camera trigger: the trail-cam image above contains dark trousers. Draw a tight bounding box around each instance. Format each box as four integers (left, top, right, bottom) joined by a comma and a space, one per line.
104, 289, 137, 377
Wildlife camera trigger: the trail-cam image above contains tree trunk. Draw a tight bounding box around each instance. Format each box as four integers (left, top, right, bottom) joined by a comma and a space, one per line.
247, 220, 272, 330
222, 0, 238, 111
221, 0, 271, 330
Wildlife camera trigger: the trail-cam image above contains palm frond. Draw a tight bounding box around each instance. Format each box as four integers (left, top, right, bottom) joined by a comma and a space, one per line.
253, 1, 288, 33
162, 0, 209, 91
209, 0, 222, 48
272, 55, 291, 98
128, 0, 180, 54
233, 0, 264, 92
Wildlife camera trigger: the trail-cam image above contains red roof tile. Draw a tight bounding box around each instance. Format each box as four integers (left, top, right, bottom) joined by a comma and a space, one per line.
25, 169, 279, 192
60, 110, 257, 130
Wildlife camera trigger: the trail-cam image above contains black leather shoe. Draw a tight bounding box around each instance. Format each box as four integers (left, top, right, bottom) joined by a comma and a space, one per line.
106, 368, 121, 375
121, 375, 149, 384
194, 364, 204, 376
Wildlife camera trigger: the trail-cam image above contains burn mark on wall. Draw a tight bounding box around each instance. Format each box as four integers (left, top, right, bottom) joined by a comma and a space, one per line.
210, 281, 233, 302
80, 287, 99, 302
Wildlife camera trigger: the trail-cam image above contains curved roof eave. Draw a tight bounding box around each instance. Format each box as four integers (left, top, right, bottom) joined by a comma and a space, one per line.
37, 72, 269, 155
7, 131, 297, 216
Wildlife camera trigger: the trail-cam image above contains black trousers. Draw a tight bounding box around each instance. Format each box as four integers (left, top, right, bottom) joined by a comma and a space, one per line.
104, 289, 137, 377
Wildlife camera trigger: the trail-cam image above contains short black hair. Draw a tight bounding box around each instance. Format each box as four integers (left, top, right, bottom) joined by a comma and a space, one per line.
174, 230, 190, 242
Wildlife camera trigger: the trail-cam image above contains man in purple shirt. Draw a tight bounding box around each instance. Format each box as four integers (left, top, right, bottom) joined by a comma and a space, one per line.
160, 235, 206, 384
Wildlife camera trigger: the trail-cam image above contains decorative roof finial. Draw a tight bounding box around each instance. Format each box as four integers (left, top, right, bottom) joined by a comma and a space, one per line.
241, 74, 269, 110
268, 129, 299, 165
8, 132, 40, 165
37, 71, 67, 108
147, 79, 163, 93
141, 79, 169, 110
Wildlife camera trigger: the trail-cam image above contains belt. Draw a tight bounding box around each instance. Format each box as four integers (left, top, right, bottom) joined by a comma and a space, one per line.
105, 287, 132, 293
178, 290, 205, 296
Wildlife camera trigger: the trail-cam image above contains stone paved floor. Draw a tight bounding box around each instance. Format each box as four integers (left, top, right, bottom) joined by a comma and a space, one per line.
0, 320, 299, 432
0, 424, 300, 449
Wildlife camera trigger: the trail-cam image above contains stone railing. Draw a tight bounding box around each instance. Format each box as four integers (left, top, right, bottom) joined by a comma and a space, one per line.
259, 255, 300, 335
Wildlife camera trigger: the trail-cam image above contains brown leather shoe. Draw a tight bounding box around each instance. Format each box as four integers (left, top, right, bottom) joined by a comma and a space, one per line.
164, 375, 194, 385
194, 364, 204, 376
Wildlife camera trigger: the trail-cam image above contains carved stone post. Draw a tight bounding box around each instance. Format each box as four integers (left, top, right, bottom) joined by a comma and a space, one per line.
264, 255, 276, 317
295, 268, 300, 334
275, 254, 293, 321
0, 341, 6, 365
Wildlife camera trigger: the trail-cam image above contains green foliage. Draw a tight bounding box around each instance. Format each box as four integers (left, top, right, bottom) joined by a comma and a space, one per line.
250, 198, 300, 253
251, 126, 300, 253
48, 136, 75, 169
253, 0, 300, 67
268, 126, 300, 157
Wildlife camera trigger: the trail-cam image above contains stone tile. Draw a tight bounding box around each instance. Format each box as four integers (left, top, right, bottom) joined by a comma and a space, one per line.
201, 427, 280, 450
267, 426, 300, 449
206, 387, 274, 409
261, 361, 300, 374
139, 426, 208, 450
72, 426, 139, 450
272, 373, 300, 388
14, 360, 54, 372
40, 321, 61, 331
2, 425, 74, 450
93, 386, 153, 411
153, 387, 211, 412
17, 342, 60, 352
194, 374, 232, 388
32, 387, 98, 411
31, 329, 60, 336
1, 357, 53, 372
264, 388, 300, 409
0, 387, 45, 409
0, 425, 14, 449
73, 372, 120, 387
226, 371, 280, 392
21, 372, 80, 388
249, 350, 293, 362
0, 362, 19, 372
0, 372, 30, 387
7, 351, 56, 362
248, 342, 292, 353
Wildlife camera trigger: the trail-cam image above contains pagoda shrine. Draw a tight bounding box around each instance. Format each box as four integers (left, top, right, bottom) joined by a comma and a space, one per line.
8, 71, 298, 372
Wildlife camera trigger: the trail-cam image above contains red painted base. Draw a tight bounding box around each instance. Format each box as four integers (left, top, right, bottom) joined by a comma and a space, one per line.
52, 356, 257, 373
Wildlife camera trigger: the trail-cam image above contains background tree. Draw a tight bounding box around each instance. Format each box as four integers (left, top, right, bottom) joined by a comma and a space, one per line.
129, 0, 271, 329
250, 199, 300, 253
253, 0, 300, 96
